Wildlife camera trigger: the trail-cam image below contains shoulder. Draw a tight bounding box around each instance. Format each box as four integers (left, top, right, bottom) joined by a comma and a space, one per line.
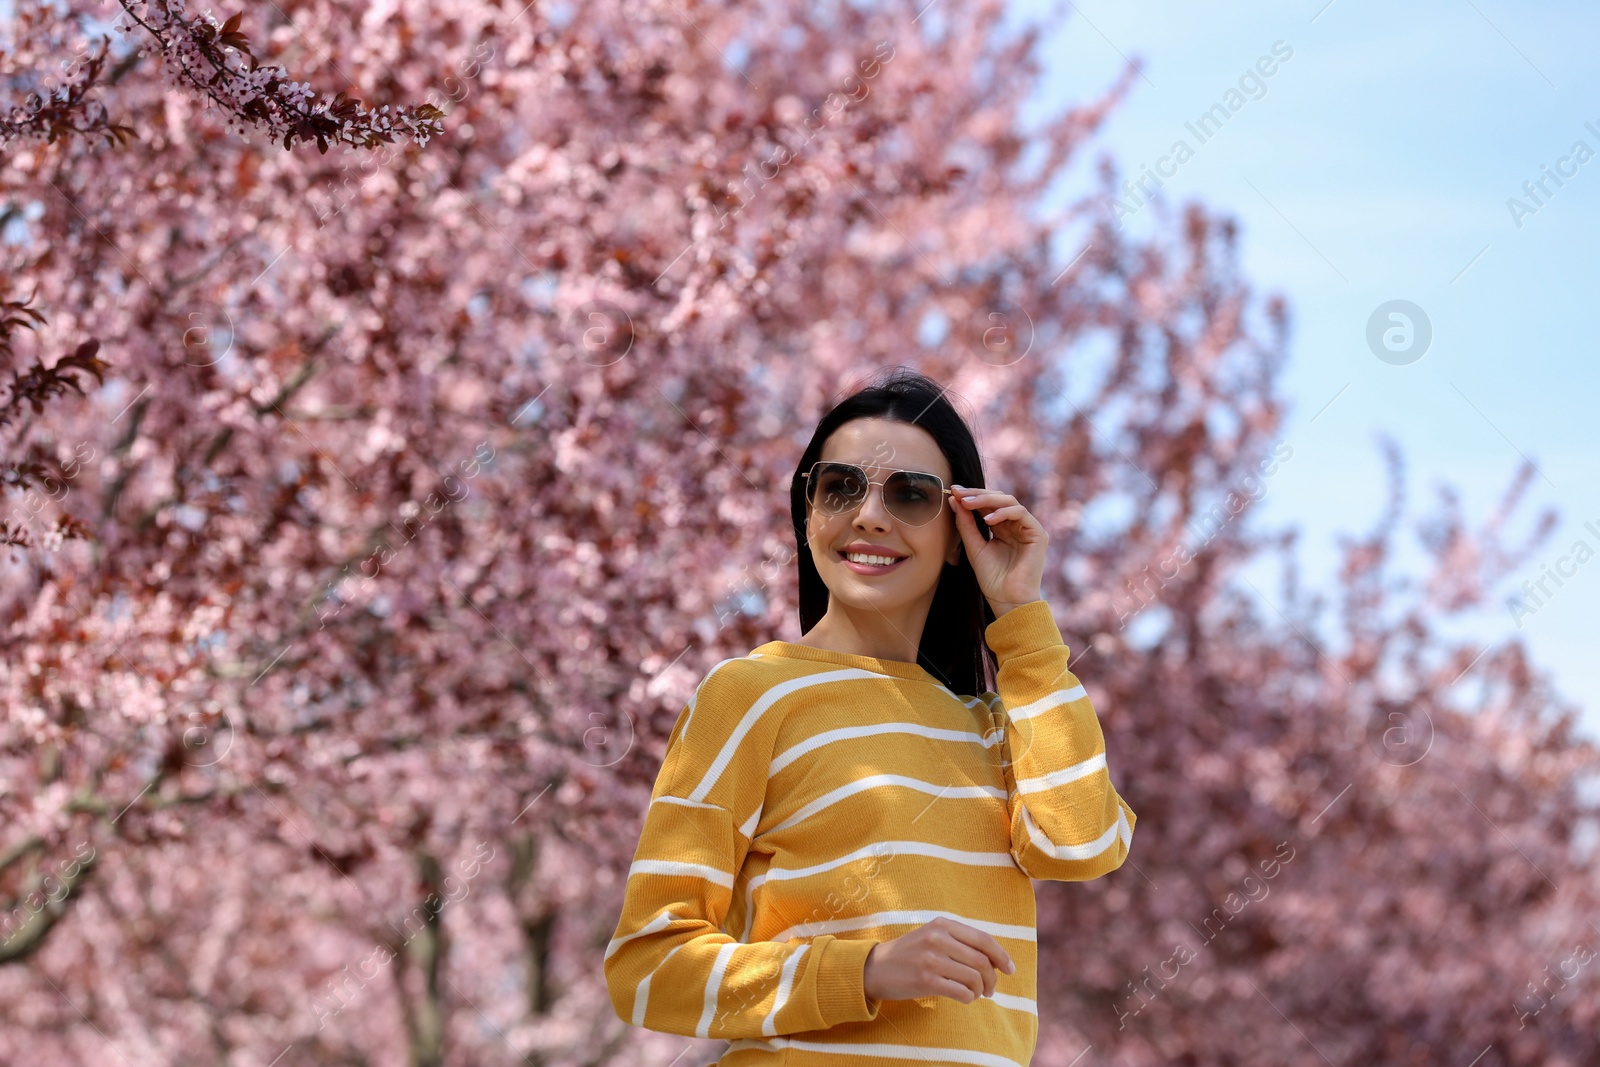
659, 654, 804, 801
678, 652, 799, 743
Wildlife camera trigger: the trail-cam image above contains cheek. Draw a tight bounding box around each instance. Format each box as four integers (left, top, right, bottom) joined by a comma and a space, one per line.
914, 527, 952, 563
809, 515, 836, 559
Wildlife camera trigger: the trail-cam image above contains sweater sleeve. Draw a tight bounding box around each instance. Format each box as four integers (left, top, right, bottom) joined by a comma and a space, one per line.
604, 662, 883, 1039
979, 599, 1137, 882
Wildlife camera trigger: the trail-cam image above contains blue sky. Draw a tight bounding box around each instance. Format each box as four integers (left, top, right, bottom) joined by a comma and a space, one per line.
1008, 0, 1600, 736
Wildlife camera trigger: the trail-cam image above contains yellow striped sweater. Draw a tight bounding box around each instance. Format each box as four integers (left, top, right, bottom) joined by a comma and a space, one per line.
605, 598, 1137, 1067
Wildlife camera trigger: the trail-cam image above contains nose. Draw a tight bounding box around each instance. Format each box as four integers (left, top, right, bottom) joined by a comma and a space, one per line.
852, 483, 894, 529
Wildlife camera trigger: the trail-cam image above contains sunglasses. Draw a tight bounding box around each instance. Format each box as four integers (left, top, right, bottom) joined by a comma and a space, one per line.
801, 461, 954, 528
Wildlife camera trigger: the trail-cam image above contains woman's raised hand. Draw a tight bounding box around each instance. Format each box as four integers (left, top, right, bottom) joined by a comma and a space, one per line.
949, 484, 1047, 616
861, 917, 1016, 1006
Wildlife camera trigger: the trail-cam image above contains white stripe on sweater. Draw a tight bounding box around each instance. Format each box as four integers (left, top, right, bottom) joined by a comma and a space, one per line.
606, 907, 678, 961
631, 940, 684, 1026
678, 655, 754, 740
726, 1035, 1028, 1067
698, 941, 740, 1037
738, 841, 1018, 941
1017, 802, 1130, 861
628, 859, 734, 889
763, 943, 808, 1036
771, 721, 1000, 777
1001, 684, 1088, 722
771, 908, 1035, 944
764, 774, 1005, 836
1015, 751, 1107, 794
687, 667, 895, 802
990, 990, 1038, 1015
652, 794, 722, 810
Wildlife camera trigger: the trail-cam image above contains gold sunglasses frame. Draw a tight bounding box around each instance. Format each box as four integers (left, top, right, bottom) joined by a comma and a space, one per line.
800, 461, 955, 528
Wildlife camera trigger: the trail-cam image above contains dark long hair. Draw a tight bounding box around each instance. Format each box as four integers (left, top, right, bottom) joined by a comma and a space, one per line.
788, 367, 998, 698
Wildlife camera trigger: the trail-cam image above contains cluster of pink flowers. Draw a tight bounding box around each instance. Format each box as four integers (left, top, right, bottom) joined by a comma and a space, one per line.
111, 1, 442, 152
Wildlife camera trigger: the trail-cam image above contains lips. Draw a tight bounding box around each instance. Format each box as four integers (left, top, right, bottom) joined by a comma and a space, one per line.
838, 545, 907, 561
838, 549, 908, 575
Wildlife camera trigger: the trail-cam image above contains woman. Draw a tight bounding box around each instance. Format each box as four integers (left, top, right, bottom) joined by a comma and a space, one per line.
605, 368, 1137, 1066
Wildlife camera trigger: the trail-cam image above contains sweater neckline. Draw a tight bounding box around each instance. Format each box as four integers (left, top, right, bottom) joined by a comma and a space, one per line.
750, 640, 943, 686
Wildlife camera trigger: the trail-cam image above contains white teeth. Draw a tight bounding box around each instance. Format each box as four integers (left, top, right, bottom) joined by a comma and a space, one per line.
846, 552, 901, 566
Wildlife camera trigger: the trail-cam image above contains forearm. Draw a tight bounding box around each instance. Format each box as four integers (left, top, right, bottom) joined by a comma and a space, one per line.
984, 599, 1137, 881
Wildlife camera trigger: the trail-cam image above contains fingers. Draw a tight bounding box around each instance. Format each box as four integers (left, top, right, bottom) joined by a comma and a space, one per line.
973, 929, 1015, 979
939, 921, 1015, 999
978, 504, 1024, 524
952, 486, 1015, 511
952, 487, 1027, 527
937, 942, 992, 1000
952, 488, 1012, 542
931, 956, 989, 1002
948, 490, 991, 554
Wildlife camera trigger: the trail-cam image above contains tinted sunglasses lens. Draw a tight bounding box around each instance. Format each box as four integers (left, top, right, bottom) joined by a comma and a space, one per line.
885, 472, 943, 525
811, 463, 865, 511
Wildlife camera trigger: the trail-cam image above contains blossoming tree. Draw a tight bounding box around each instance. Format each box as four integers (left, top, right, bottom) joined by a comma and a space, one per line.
1, 0, 1596, 1064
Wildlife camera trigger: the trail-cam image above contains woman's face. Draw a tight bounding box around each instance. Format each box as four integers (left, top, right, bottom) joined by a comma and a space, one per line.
803, 417, 963, 609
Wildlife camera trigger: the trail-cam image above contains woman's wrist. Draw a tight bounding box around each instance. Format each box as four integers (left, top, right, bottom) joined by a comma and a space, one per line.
988, 596, 1043, 619
863, 943, 879, 1003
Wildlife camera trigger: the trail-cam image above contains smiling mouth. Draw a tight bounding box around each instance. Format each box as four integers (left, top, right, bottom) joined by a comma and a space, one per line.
838, 550, 908, 572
